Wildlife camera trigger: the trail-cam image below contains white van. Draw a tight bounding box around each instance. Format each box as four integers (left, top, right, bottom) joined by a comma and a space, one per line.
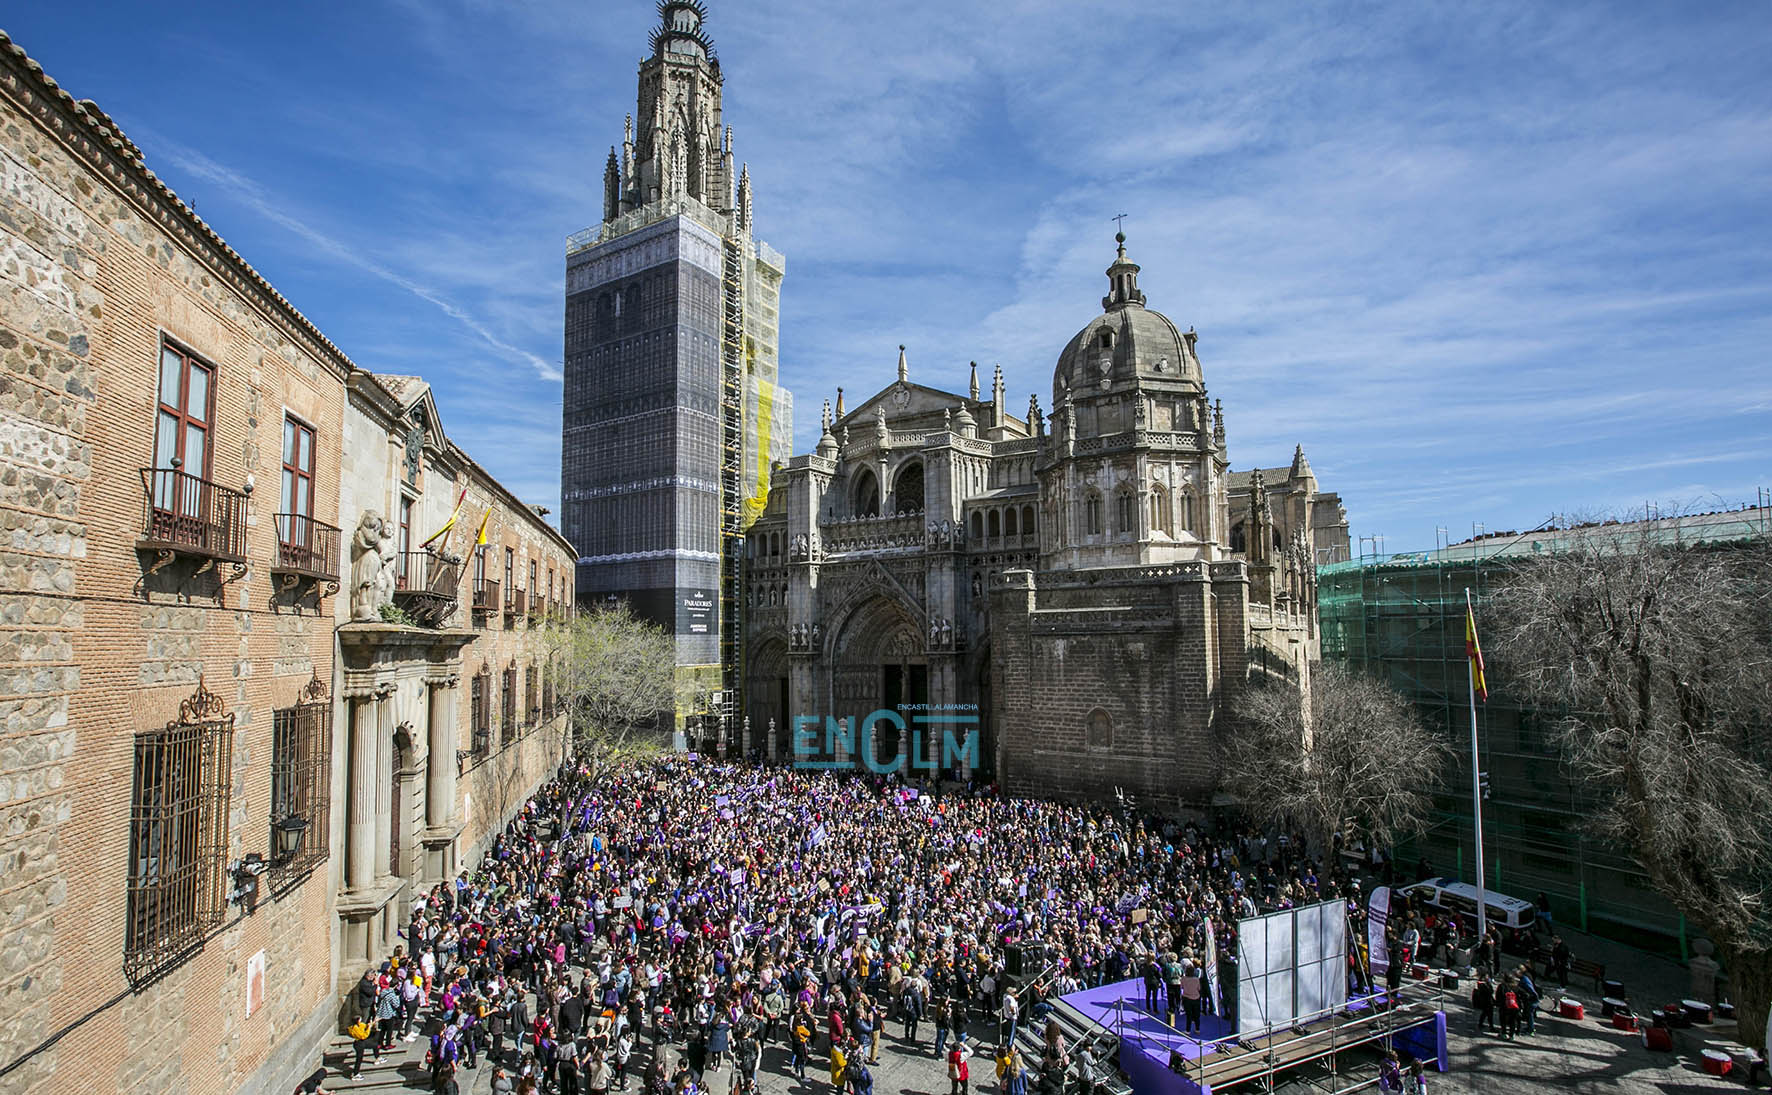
1397, 877, 1537, 932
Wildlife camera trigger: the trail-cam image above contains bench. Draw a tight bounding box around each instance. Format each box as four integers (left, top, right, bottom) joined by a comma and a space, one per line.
1530, 946, 1605, 995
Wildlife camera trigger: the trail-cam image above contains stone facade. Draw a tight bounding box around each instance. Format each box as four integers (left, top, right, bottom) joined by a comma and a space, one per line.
0, 31, 573, 1095
328, 371, 575, 1004
743, 239, 1348, 811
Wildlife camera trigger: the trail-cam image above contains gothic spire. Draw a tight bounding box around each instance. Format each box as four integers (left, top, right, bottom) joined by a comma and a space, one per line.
1289, 444, 1313, 482
897, 344, 909, 384
968, 362, 980, 402
603, 148, 621, 223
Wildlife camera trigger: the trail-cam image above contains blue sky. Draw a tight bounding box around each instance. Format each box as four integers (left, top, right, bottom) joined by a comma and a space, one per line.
11, 1, 1770, 551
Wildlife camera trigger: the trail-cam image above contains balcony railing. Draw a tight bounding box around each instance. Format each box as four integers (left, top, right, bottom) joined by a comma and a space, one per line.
139, 467, 249, 569
272, 513, 342, 587
472, 578, 500, 626
505, 587, 527, 625
392, 551, 461, 627
528, 597, 547, 624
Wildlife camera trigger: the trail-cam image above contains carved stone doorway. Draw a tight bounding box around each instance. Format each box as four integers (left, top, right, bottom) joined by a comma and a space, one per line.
745, 637, 790, 760
830, 595, 924, 770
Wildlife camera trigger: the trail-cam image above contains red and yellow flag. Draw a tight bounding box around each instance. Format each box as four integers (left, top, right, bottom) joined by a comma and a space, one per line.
419, 488, 468, 549
1465, 605, 1488, 702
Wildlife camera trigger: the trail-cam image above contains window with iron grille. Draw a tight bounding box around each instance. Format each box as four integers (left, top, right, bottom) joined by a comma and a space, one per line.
268, 674, 331, 889
502, 664, 518, 743
543, 661, 555, 720
125, 678, 234, 985
470, 672, 491, 755
525, 665, 537, 726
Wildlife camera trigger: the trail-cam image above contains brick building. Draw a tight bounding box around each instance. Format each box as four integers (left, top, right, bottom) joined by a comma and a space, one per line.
0, 31, 571, 1095
743, 237, 1347, 810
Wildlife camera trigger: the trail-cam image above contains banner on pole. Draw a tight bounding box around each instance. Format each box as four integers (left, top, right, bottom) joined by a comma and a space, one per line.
1368, 886, 1392, 980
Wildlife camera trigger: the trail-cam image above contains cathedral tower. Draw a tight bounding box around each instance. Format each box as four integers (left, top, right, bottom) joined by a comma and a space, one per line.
1039, 233, 1226, 570
563, 0, 790, 730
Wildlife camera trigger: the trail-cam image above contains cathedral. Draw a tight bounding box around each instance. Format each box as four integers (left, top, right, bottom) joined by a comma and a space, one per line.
562, 1, 1350, 809
741, 236, 1348, 810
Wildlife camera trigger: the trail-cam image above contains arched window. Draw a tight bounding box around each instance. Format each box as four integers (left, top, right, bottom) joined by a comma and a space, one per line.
853, 468, 879, 517
970, 511, 984, 541
1004, 507, 1018, 537
1180, 492, 1194, 533
1085, 708, 1113, 750
1021, 505, 1035, 541
988, 510, 1001, 540
1099, 329, 1113, 350
1230, 522, 1246, 554
1085, 494, 1103, 536
1115, 490, 1134, 536
893, 462, 925, 514
1149, 483, 1171, 536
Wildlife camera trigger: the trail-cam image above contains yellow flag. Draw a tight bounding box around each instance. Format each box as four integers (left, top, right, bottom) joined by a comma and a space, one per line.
474, 506, 492, 548
419, 488, 467, 549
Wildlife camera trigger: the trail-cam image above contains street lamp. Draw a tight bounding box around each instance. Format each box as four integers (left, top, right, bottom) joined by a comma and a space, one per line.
272, 814, 309, 864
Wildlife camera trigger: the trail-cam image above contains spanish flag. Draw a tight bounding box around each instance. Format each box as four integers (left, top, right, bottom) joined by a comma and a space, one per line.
1465, 604, 1488, 702
419, 488, 467, 549
473, 506, 492, 549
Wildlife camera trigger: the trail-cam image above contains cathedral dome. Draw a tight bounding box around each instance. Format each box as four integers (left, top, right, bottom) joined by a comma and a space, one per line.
1053, 234, 1202, 402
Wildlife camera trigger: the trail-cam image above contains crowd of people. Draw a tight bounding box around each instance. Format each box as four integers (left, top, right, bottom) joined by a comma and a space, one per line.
325, 756, 1550, 1095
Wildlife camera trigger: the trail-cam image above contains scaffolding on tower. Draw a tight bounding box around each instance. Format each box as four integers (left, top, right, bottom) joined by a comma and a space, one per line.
718, 234, 747, 746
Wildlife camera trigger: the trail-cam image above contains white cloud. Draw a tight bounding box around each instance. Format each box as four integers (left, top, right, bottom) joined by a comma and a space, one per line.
151, 138, 565, 382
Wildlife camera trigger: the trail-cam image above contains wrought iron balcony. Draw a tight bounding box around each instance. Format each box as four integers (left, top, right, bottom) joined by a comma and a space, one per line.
272, 513, 341, 592
392, 551, 461, 627
471, 578, 500, 626
138, 467, 249, 577
505, 587, 527, 626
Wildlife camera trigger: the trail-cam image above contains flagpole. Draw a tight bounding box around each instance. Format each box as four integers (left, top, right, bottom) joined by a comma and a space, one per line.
1466, 587, 1488, 943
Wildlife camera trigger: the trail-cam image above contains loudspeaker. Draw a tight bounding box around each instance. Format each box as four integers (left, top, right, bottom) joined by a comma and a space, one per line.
1006, 945, 1024, 977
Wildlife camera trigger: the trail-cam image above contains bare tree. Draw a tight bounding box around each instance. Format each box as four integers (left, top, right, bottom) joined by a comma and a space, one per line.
540, 604, 677, 781
1224, 663, 1448, 854
1488, 515, 1772, 1037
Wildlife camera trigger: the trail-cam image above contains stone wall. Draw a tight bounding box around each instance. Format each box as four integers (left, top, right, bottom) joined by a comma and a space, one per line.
989, 563, 1253, 813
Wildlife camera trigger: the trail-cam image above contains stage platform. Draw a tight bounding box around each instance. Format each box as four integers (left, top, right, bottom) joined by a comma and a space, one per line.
1055, 978, 1449, 1095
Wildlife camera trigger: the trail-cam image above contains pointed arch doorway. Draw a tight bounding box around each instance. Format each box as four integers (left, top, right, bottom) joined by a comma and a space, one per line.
745, 636, 789, 761
829, 595, 926, 770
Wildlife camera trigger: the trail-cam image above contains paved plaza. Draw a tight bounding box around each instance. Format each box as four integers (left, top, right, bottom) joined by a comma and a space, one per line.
321, 905, 1764, 1095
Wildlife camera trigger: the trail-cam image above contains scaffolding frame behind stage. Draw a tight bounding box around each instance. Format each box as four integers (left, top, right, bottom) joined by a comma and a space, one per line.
1111, 978, 1449, 1094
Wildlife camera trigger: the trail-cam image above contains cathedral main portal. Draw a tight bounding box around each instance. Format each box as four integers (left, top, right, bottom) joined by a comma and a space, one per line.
828, 595, 924, 769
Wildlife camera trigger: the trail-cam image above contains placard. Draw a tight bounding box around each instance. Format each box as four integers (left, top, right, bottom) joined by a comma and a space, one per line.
245, 950, 266, 1019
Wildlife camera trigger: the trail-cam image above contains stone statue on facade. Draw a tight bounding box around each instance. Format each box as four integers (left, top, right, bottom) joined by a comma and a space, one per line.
350, 511, 394, 622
